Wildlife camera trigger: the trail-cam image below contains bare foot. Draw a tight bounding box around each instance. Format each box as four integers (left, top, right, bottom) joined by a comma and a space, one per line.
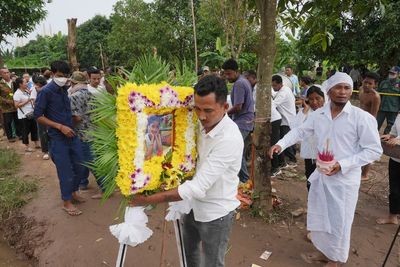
361, 175, 369, 181
301, 252, 329, 263
306, 232, 312, 242
376, 216, 398, 225
324, 261, 340, 267
72, 192, 86, 203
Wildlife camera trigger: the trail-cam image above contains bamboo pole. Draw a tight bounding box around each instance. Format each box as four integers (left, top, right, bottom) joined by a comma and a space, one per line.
190, 0, 198, 71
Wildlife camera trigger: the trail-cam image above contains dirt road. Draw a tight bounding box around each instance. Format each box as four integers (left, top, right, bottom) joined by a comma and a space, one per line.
2, 140, 399, 267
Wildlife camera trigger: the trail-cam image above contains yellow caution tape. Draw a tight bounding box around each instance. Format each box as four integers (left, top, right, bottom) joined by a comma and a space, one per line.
353, 90, 400, 97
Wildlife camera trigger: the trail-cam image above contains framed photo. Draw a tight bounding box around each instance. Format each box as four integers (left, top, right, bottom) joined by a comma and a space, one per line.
116, 83, 197, 196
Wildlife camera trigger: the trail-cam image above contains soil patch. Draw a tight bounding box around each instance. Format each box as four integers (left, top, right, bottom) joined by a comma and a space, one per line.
1, 136, 399, 266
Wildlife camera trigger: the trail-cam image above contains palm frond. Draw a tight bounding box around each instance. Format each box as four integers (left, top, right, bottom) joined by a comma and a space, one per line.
87, 54, 195, 202
173, 59, 197, 86
129, 54, 171, 84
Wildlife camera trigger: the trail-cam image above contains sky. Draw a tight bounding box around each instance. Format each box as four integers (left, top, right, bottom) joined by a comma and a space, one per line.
6, 0, 119, 48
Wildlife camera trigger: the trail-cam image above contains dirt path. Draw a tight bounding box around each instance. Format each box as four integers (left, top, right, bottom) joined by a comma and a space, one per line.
2, 139, 399, 267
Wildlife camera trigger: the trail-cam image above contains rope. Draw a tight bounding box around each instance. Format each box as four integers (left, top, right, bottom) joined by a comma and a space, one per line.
353, 90, 400, 97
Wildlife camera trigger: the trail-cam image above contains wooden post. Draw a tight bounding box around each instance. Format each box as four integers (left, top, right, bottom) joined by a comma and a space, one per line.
190, 0, 198, 72
99, 43, 105, 70
252, 0, 278, 213
67, 18, 79, 71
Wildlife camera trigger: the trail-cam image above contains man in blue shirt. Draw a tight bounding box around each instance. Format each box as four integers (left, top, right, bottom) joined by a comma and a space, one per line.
285, 65, 300, 96
34, 60, 85, 216
224, 58, 255, 182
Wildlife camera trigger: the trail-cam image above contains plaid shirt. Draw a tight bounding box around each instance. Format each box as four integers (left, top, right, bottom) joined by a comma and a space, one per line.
69, 88, 93, 141
0, 80, 16, 113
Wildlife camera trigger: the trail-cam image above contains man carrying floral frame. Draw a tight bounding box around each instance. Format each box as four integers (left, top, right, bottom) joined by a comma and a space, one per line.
129, 75, 243, 267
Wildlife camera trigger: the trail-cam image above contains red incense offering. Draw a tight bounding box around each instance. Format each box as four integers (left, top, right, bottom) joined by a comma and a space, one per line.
316, 139, 336, 174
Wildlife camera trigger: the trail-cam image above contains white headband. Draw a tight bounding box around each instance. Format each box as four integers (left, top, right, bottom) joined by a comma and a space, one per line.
326, 72, 353, 93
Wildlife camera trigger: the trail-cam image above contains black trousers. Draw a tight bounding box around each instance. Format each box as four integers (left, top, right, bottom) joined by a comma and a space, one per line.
2, 111, 18, 140
271, 119, 281, 172
304, 159, 316, 191
279, 125, 297, 165
389, 159, 400, 214
20, 118, 38, 145
377, 111, 398, 135
38, 123, 48, 153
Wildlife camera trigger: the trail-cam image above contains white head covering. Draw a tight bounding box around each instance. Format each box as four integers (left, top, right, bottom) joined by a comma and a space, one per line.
325, 72, 353, 93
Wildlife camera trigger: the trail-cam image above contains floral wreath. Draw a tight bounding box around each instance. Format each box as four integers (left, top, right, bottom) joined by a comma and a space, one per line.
116, 82, 197, 196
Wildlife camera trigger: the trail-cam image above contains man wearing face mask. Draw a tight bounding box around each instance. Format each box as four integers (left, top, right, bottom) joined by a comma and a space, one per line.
34, 61, 86, 216
377, 66, 400, 134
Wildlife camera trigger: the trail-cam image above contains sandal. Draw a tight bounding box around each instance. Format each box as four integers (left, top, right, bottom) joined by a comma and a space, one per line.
62, 207, 82, 216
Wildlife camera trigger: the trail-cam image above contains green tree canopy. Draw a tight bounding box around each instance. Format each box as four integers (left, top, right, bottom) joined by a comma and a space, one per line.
76, 15, 112, 69
0, 0, 47, 65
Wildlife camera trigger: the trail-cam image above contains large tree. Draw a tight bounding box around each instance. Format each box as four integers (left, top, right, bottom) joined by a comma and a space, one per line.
296, 0, 400, 76
76, 15, 112, 69
107, 0, 153, 67
0, 0, 47, 66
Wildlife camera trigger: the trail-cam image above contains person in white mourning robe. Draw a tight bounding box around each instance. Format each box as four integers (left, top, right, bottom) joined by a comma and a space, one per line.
269, 72, 382, 266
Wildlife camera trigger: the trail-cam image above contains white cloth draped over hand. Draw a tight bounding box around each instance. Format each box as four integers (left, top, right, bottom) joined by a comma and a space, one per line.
109, 207, 153, 247
165, 200, 192, 221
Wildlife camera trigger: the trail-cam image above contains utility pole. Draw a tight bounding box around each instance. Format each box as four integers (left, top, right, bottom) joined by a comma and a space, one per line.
190, 0, 198, 71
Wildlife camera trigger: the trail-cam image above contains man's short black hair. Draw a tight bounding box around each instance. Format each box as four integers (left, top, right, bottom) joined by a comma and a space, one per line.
272, 75, 282, 84
364, 71, 380, 84
245, 70, 257, 78
222, 58, 238, 71
33, 76, 48, 87
285, 65, 293, 70
300, 75, 313, 85
50, 60, 70, 75
88, 67, 101, 77
194, 75, 227, 104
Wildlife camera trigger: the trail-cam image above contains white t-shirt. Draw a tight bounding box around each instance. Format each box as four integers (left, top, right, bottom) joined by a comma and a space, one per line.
13, 89, 34, 119
87, 84, 106, 95
272, 85, 296, 127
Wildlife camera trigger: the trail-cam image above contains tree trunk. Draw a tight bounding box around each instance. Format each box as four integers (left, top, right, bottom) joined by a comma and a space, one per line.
190, 0, 198, 72
67, 18, 79, 71
253, 0, 277, 213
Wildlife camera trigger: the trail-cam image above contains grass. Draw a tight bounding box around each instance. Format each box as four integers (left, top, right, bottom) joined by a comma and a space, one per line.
0, 148, 37, 218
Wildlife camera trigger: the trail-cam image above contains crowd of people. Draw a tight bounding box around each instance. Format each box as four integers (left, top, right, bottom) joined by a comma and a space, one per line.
0, 58, 400, 267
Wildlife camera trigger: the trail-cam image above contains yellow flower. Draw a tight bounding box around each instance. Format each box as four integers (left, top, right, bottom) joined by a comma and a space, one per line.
115, 83, 197, 196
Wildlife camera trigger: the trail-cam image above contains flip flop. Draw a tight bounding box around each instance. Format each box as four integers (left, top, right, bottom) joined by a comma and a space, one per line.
62, 207, 82, 216
91, 193, 103, 199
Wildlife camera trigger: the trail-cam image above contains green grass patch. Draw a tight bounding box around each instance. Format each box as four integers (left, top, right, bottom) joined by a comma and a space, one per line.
0, 148, 37, 218
0, 148, 20, 176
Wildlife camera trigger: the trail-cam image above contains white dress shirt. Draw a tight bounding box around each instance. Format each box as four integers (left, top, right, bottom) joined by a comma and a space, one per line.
271, 100, 281, 123
178, 114, 242, 222
291, 108, 317, 159
272, 85, 296, 127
